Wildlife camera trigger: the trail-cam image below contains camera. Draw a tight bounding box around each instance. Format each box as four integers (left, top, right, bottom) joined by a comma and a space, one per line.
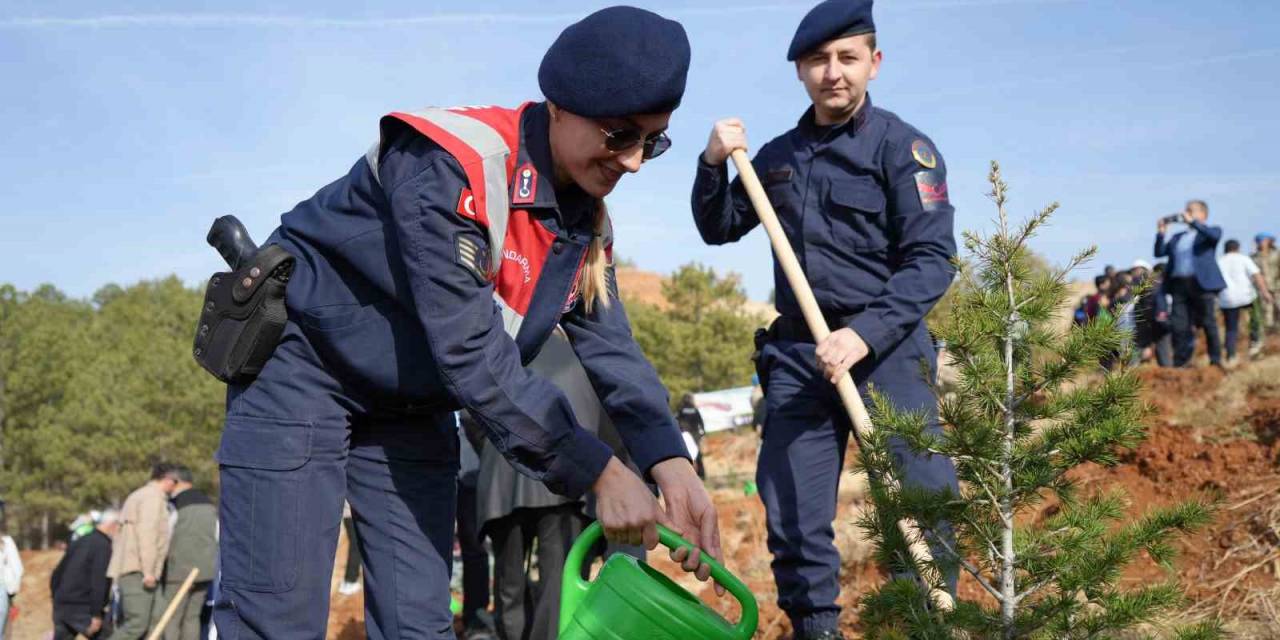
1160, 214, 1183, 224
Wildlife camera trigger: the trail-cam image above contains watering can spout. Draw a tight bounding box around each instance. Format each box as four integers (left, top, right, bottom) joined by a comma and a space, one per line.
558, 522, 759, 640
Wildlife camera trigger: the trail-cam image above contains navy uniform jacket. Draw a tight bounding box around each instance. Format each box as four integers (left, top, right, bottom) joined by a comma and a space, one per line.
691, 95, 956, 358
268, 102, 687, 499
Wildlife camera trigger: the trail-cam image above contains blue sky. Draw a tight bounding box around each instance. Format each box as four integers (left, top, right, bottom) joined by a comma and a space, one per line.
2, 0, 1278, 302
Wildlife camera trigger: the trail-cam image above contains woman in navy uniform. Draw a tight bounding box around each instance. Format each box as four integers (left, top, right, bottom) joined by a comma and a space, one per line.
213, 7, 720, 638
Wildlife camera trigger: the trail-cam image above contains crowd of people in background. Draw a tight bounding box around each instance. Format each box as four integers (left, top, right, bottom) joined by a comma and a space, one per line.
1075, 199, 1279, 370
45, 463, 218, 640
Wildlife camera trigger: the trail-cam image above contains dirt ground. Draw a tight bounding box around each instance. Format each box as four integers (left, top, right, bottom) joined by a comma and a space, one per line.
10, 548, 59, 640
653, 351, 1280, 639
10, 345, 1280, 639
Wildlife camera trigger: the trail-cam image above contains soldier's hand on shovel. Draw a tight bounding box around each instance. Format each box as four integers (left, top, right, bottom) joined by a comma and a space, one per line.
703, 118, 749, 166
815, 328, 870, 384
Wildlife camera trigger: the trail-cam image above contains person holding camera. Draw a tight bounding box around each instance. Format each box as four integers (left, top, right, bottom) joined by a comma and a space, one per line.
1154, 200, 1227, 368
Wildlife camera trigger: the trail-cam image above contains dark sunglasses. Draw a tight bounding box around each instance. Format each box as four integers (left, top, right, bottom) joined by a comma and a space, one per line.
598, 125, 672, 160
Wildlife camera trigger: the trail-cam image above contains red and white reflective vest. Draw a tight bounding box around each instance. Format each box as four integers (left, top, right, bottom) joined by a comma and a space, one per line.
366, 103, 609, 340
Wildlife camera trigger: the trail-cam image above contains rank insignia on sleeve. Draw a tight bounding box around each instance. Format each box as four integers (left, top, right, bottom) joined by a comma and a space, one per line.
914, 171, 949, 213
911, 139, 938, 169
455, 233, 489, 283
604, 264, 619, 300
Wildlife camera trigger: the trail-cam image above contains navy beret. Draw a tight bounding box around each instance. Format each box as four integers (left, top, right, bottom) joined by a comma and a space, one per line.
539, 6, 690, 118
787, 0, 876, 61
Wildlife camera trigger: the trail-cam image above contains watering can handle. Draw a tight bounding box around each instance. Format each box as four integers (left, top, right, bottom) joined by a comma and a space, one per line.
560, 521, 759, 640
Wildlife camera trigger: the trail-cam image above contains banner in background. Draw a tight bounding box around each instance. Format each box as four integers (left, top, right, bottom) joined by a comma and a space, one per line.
688, 386, 755, 433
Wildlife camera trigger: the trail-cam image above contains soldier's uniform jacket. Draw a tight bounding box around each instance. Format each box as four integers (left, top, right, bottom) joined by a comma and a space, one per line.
690, 95, 956, 357
265, 101, 686, 498
1252, 249, 1280, 291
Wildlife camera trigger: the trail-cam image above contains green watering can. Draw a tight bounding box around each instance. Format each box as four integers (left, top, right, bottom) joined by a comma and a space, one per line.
559, 522, 759, 640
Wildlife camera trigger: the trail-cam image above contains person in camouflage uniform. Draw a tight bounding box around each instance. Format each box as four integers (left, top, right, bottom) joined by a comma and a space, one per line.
1249, 233, 1280, 357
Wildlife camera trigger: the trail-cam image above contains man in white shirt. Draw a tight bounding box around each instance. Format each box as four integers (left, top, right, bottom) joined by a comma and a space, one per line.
1217, 239, 1274, 365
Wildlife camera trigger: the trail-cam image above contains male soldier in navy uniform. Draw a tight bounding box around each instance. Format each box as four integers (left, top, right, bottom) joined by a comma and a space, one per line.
691, 1, 959, 637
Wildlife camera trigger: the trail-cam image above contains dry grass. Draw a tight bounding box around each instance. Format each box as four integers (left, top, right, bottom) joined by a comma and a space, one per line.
1184, 486, 1280, 638
1158, 356, 1280, 638
1172, 357, 1280, 440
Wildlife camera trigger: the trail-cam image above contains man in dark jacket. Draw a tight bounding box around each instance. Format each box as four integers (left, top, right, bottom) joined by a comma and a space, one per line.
1154, 199, 1227, 367
156, 466, 218, 640
51, 509, 118, 639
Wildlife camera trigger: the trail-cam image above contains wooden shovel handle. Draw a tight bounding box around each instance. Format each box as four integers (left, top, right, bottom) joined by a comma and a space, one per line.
730, 148, 955, 612
145, 568, 200, 640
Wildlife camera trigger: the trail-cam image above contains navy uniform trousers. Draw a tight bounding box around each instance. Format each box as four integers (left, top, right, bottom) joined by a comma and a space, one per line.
756, 323, 958, 636
213, 319, 461, 640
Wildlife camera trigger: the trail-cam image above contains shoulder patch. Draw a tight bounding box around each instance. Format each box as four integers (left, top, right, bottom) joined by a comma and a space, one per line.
456, 188, 479, 221
512, 163, 537, 206
911, 139, 938, 169
455, 233, 490, 284
914, 171, 949, 213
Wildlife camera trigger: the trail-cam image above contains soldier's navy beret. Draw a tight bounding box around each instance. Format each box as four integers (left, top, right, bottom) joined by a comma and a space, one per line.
787, 0, 876, 61
539, 6, 691, 118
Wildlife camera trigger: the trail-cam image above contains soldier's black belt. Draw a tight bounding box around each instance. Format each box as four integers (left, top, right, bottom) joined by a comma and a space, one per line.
768, 310, 864, 344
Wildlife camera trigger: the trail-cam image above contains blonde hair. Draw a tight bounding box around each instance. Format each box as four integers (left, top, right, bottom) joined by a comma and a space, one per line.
579, 201, 612, 315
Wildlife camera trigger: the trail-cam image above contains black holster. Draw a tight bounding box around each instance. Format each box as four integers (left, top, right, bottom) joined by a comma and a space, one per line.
752, 325, 774, 395
193, 245, 294, 384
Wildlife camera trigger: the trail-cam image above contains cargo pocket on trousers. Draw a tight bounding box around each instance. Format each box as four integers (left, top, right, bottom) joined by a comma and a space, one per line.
216, 415, 313, 593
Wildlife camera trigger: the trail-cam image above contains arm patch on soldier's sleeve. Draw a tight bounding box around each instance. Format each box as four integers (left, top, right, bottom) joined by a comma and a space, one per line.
456, 188, 479, 221
910, 139, 938, 169
913, 171, 950, 213
454, 233, 490, 285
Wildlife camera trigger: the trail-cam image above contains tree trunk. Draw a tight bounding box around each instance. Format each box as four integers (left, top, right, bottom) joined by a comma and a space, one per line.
1001, 316, 1017, 638
41, 510, 50, 550
999, 184, 1018, 639
0, 374, 7, 472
